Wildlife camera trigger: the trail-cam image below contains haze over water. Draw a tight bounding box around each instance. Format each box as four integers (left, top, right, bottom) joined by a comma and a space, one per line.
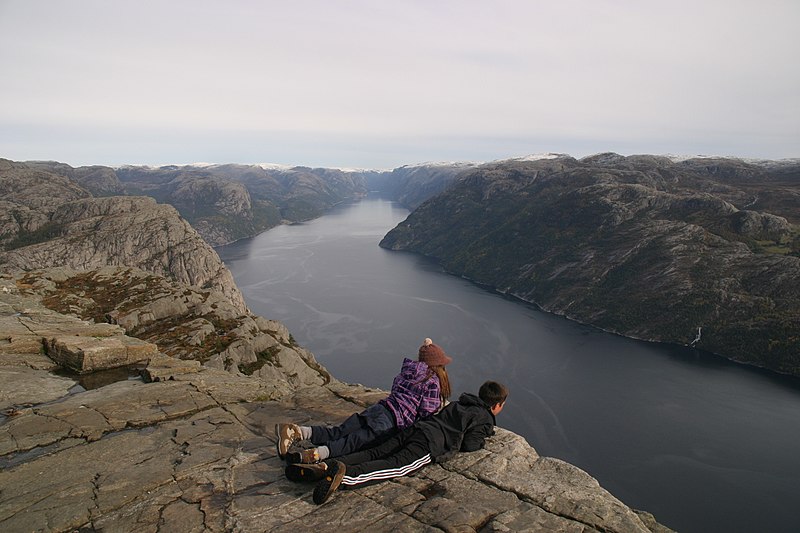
218, 195, 800, 533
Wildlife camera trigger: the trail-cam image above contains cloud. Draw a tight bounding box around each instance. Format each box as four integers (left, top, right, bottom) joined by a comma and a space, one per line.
1, 0, 798, 166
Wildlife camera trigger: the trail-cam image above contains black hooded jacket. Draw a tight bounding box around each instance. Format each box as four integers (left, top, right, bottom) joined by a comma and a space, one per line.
416, 392, 496, 462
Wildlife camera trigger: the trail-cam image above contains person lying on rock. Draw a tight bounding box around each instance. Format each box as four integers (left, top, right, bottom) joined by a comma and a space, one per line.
286, 380, 508, 505
275, 337, 453, 464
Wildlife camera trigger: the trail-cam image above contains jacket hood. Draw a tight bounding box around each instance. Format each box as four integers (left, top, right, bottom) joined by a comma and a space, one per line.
400, 357, 430, 380
458, 392, 496, 425
457, 392, 488, 409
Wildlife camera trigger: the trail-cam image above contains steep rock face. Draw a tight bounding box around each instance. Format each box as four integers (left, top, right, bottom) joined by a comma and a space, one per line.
0, 159, 92, 248
381, 155, 800, 375
0, 196, 247, 312
117, 167, 279, 246
167, 175, 258, 246
0, 163, 248, 312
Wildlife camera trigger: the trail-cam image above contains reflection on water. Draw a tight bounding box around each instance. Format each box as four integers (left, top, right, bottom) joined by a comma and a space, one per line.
217, 195, 800, 533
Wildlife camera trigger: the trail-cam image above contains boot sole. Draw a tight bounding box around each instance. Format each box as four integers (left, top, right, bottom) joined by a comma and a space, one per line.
313, 461, 345, 505
286, 463, 327, 482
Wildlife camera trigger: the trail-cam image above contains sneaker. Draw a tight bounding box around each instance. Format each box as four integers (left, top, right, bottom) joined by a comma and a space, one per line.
313, 460, 345, 505
285, 462, 328, 482
275, 423, 302, 459
285, 448, 320, 464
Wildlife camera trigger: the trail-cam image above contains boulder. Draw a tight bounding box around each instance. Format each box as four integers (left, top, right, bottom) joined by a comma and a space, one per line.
45, 335, 159, 373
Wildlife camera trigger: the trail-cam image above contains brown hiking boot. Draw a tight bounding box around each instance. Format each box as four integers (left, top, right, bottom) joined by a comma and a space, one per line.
285, 448, 320, 464
285, 462, 328, 482
313, 460, 346, 505
275, 423, 302, 459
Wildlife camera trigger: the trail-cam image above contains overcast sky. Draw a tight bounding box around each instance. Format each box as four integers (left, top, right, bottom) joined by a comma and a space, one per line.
1, 0, 798, 169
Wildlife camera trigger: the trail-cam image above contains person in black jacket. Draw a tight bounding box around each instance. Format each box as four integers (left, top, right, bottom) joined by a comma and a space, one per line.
293, 380, 508, 505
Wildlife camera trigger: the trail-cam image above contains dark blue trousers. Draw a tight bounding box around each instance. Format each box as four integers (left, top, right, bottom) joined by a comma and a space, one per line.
310, 402, 396, 457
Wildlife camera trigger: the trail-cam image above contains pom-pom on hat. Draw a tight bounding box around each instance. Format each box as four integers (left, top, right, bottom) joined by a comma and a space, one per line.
418, 338, 453, 367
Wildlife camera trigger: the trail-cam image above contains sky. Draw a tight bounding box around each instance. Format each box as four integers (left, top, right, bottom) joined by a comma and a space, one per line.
1, 0, 798, 169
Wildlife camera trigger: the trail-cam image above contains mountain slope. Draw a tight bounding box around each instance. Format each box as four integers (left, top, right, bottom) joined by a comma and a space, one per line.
0, 160, 247, 312
380, 154, 800, 375
116, 163, 370, 245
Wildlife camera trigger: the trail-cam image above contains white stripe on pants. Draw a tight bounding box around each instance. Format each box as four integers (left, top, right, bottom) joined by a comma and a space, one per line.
341, 453, 432, 486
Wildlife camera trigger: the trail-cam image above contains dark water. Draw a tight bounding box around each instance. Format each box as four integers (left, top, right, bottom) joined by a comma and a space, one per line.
218, 195, 800, 533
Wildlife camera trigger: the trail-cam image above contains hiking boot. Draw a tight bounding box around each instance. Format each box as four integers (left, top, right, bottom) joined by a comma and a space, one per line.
313, 460, 345, 505
275, 423, 302, 459
285, 448, 320, 464
285, 462, 328, 482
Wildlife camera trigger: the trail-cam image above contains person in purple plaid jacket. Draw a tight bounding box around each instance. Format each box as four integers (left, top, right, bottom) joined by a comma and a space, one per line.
276, 338, 452, 464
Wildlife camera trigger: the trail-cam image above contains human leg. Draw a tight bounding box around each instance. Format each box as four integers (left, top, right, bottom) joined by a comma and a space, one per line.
286, 426, 382, 463
334, 427, 409, 466
338, 430, 431, 489
292, 404, 394, 462
308, 411, 364, 445
311, 431, 431, 505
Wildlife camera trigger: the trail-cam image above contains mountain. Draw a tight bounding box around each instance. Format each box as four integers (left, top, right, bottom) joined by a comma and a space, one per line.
367, 161, 479, 209
0, 159, 247, 311
13, 160, 373, 247
116, 163, 371, 245
380, 154, 800, 376
26, 160, 126, 196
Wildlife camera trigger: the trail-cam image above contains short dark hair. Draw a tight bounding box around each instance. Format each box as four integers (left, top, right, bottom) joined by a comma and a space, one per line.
479, 380, 508, 407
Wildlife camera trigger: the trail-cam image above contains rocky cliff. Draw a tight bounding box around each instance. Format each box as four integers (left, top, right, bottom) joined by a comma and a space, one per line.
0, 269, 672, 533
380, 154, 800, 376
0, 159, 247, 312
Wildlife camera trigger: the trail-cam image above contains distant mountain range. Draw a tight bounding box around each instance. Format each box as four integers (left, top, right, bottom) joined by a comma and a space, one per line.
20, 161, 374, 246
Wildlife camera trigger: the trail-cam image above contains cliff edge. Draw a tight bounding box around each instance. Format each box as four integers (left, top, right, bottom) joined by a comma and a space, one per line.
0, 270, 672, 532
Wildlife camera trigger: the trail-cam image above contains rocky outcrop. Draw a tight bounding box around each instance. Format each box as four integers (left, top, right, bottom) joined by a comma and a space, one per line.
15, 267, 328, 395
381, 154, 800, 376
1, 196, 247, 312
0, 158, 92, 249
0, 161, 248, 312
0, 271, 672, 533
45, 335, 159, 373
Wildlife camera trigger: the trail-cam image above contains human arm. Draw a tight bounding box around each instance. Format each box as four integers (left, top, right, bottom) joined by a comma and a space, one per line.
417, 377, 442, 419
460, 421, 494, 452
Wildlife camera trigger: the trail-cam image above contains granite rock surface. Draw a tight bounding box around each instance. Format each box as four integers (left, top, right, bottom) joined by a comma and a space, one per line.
0, 273, 673, 533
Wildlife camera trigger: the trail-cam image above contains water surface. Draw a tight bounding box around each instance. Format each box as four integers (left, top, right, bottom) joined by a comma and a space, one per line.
218, 195, 800, 533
